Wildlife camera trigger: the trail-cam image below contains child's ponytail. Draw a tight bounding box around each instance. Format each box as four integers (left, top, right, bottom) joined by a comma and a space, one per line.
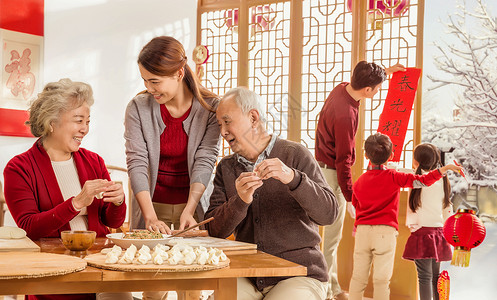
408, 166, 423, 212
409, 143, 452, 211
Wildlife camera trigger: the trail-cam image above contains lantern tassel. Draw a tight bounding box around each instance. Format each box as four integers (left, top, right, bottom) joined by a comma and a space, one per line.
451, 246, 471, 267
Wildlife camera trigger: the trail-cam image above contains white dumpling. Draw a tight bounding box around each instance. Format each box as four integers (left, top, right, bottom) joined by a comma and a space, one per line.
100, 248, 112, 254
182, 251, 197, 265
171, 244, 188, 252
219, 251, 227, 262
105, 252, 119, 264
118, 255, 131, 264
182, 247, 194, 256
138, 245, 151, 255
153, 254, 164, 265
153, 244, 170, 252
196, 251, 209, 265
207, 253, 220, 265
168, 252, 182, 265
127, 244, 137, 255
0, 226, 26, 239
122, 248, 136, 263
167, 248, 183, 259
195, 246, 207, 254
135, 252, 151, 265
152, 248, 168, 260
159, 250, 169, 260
110, 245, 123, 256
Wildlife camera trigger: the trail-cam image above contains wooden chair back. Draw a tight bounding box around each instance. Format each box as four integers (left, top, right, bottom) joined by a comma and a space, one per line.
105, 165, 132, 232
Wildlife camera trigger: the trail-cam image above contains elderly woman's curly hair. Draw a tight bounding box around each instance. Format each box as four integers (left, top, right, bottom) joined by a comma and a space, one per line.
27, 78, 94, 138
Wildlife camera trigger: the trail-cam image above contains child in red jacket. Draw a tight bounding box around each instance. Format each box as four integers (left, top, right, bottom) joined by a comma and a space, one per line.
348, 133, 461, 300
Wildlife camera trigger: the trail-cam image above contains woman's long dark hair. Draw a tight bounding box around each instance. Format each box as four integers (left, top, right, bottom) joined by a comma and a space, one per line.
408, 143, 452, 212
137, 36, 217, 112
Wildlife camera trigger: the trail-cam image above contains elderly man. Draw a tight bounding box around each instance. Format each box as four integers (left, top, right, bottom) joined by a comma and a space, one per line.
205, 87, 338, 300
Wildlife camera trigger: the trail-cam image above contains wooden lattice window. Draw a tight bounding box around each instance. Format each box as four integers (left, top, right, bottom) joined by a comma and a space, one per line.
197, 0, 424, 173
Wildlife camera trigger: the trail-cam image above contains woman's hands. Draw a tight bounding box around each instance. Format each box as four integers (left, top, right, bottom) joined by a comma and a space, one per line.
145, 218, 172, 235
179, 210, 197, 230
72, 180, 125, 211
102, 181, 125, 206
72, 179, 112, 210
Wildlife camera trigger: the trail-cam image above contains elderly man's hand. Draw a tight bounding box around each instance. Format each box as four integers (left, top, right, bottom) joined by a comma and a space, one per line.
235, 172, 263, 204
255, 158, 295, 185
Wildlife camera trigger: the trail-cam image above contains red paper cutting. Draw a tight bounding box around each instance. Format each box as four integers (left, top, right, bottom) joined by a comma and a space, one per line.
377, 68, 421, 161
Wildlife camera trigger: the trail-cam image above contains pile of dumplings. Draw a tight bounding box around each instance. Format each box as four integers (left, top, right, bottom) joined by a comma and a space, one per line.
103, 243, 228, 266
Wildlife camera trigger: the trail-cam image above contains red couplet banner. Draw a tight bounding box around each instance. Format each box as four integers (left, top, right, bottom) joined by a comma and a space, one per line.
377, 68, 422, 161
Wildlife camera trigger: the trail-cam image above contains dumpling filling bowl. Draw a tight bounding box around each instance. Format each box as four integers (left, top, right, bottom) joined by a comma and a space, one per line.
61, 230, 96, 251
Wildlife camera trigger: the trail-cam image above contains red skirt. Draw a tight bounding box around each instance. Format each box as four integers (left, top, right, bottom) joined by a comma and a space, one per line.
402, 227, 452, 262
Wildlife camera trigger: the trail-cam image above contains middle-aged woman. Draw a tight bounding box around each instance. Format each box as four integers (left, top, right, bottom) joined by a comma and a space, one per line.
3, 78, 129, 300
124, 36, 220, 234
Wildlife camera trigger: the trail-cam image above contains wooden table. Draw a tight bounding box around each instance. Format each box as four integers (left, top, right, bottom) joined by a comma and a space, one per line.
0, 238, 307, 300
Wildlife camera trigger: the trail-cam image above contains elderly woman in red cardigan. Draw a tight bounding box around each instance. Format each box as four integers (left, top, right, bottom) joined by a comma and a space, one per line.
3, 78, 128, 300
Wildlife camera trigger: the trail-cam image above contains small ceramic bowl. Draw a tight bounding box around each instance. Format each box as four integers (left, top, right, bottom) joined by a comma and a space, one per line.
61, 230, 96, 251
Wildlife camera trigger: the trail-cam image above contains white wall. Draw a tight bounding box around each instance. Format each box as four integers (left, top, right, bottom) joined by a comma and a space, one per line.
0, 0, 197, 185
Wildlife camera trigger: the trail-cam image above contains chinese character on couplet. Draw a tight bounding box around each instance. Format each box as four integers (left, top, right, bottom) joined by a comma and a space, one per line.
381, 120, 402, 137
397, 75, 414, 92
389, 99, 406, 112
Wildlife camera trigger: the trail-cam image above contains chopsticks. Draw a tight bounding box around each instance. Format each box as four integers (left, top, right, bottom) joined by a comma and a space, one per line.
168, 217, 214, 238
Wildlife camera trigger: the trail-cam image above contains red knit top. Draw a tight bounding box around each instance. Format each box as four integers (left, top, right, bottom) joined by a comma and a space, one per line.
315, 82, 359, 202
352, 166, 443, 230
152, 104, 191, 205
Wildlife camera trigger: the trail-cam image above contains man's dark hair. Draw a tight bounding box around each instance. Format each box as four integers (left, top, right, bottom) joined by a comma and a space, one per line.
364, 133, 393, 165
350, 61, 387, 90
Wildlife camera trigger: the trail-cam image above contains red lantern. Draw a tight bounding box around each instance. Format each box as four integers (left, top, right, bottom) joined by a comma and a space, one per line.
346, 0, 410, 18
225, 9, 239, 31
443, 209, 486, 267
224, 6, 276, 36
250, 5, 276, 33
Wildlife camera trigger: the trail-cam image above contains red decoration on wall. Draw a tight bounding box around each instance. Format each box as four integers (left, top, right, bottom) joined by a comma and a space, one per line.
0, 0, 44, 36
443, 209, 486, 267
0, 0, 43, 137
0, 108, 32, 137
377, 68, 421, 161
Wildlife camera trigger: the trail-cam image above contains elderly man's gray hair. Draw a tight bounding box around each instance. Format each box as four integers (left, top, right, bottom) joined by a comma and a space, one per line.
222, 87, 267, 123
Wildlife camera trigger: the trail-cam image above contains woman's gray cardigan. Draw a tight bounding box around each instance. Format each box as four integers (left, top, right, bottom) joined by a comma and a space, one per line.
124, 93, 220, 229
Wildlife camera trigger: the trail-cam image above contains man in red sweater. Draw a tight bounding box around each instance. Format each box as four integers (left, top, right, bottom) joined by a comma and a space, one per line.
315, 61, 405, 300
348, 133, 461, 300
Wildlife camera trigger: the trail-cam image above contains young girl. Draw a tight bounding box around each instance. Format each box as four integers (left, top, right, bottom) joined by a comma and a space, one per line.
124, 36, 220, 233
402, 143, 453, 300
